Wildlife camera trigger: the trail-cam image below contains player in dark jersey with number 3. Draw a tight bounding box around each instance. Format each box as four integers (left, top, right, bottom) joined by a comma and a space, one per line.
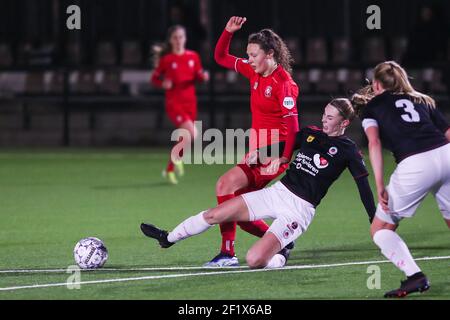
354, 61, 450, 298
140, 98, 375, 269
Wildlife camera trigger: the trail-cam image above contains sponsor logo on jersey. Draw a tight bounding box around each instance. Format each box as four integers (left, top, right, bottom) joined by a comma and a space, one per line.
264, 86, 272, 98
328, 146, 338, 156
307, 135, 315, 143
313, 154, 329, 169
253, 82, 258, 90
294, 152, 319, 176
188, 59, 194, 68
282, 97, 295, 109
171, 62, 178, 69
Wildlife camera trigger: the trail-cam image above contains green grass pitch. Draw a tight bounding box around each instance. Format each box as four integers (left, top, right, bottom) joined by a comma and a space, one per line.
0, 149, 448, 300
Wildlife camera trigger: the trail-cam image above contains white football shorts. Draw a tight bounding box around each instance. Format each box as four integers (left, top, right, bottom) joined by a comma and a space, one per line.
376, 143, 450, 224
241, 181, 315, 248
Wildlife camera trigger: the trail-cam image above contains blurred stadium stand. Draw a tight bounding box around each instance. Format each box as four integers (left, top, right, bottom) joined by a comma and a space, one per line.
0, 0, 449, 147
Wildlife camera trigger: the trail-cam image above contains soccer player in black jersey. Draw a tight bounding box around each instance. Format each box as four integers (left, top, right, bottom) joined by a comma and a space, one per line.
354, 61, 450, 298
141, 98, 375, 269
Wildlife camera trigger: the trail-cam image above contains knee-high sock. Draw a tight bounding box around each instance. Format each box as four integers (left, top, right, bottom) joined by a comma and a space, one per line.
217, 194, 237, 255
167, 211, 211, 243
264, 254, 286, 269
169, 141, 185, 169
373, 229, 421, 277
166, 158, 175, 172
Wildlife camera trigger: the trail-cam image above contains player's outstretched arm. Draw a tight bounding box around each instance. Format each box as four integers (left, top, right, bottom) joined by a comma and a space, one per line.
354, 176, 376, 223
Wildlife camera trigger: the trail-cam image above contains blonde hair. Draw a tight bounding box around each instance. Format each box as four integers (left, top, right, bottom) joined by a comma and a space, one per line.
350, 85, 376, 116
373, 61, 435, 108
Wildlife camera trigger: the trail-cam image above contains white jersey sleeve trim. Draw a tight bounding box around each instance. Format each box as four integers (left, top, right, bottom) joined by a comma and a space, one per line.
362, 118, 379, 131
282, 113, 298, 118
234, 58, 239, 73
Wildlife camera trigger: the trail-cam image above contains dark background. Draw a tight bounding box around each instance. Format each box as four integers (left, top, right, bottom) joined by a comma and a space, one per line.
0, 0, 449, 146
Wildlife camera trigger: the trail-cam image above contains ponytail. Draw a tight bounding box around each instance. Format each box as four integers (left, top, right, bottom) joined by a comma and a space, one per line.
374, 61, 436, 108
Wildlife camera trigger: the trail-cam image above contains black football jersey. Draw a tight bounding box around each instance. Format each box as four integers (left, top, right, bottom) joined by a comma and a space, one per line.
361, 91, 449, 163
280, 127, 368, 207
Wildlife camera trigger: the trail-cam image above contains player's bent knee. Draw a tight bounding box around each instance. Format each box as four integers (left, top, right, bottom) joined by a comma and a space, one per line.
203, 209, 219, 225
370, 218, 397, 238
216, 175, 236, 195
245, 251, 267, 269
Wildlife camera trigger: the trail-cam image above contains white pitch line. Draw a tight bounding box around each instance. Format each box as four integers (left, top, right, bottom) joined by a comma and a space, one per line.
0, 255, 449, 292
1, 255, 449, 274
0, 266, 248, 274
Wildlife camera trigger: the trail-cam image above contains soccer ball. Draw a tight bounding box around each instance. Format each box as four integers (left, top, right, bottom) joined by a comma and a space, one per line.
73, 237, 108, 269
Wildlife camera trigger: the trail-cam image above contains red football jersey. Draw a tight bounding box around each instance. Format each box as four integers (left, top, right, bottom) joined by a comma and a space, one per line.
235, 60, 299, 149
151, 50, 206, 106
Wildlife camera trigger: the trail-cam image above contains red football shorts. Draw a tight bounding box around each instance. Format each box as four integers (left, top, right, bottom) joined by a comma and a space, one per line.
237, 155, 289, 191
166, 102, 197, 127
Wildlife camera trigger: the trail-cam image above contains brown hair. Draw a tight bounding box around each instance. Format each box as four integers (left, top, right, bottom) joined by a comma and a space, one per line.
374, 61, 435, 108
248, 29, 293, 74
151, 25, 186, 68
330, 98, 356, 122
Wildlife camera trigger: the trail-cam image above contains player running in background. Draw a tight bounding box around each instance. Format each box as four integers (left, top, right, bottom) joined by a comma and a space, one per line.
203, 16, 300, 267
151, 25, 209, 184
354, 61, 450, 298
141, 98, 375, 269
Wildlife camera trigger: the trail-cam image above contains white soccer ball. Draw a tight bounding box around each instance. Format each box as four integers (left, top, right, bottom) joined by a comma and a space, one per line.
73, 237, 108, 269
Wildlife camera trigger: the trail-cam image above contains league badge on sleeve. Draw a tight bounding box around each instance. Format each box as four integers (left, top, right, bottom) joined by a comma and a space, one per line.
282, 97, 295, 109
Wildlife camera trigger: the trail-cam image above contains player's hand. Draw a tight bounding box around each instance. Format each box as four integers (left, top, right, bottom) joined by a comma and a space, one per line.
202, 70, 210, 82
245, 150, 259, 167
225, 16, 247, 33
378, 187, 389, 213
162, 79, 173, 90
262, 157, 288, 176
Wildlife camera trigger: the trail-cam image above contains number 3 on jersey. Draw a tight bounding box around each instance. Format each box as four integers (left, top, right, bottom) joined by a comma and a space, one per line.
395, 99, 420, 123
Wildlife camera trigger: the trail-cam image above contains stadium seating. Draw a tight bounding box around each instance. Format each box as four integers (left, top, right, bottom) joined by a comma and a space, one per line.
306, 38, 328, 64
95, 41, 117, 66
122, 41, 143, 66
0, 44, 13, 67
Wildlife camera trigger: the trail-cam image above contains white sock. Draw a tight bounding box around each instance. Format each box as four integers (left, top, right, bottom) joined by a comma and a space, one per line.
264, 254, 286, 269
373, 229, 421, 277
167, 211, 212, 243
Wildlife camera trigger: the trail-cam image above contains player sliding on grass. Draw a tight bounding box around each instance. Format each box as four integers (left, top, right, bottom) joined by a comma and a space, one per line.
353, 61, 450, 298
151, 25, 209, 185
205, 16, 300, 267
141, 98, 375, 269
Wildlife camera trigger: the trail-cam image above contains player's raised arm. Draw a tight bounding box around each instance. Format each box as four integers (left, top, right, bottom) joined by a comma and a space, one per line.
225, 16, 247, 33
214, 16, 247, 70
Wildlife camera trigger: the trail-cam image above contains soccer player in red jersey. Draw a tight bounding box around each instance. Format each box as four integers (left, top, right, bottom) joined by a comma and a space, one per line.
151, 25, 209, 184
204, 17, 300, 266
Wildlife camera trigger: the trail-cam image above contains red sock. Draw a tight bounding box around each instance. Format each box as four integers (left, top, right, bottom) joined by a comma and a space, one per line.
166, 158, 174, 172
217, 194, 237, 256
237, 220, 269, 238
